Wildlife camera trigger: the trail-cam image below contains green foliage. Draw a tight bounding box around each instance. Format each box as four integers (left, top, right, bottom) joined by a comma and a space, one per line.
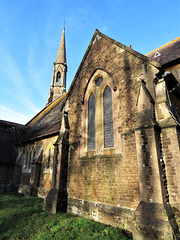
0, 193, 132, 240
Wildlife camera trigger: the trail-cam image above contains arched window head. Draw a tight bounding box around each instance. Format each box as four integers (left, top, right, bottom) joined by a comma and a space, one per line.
88, 93, 95, 150
103, 86, 114, 148
56, 72, 61, 82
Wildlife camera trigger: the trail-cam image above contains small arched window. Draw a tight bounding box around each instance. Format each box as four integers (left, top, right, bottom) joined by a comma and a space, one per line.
88, 93, 96, 150
57, 72, 61, 82
25, 152, 28, 169
27, 151, 31, 169
47, 148, 51, 168
103, 86, 114, 148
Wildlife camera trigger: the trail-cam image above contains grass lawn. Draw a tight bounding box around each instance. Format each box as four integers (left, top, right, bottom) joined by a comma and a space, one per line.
0, 193, 132, 239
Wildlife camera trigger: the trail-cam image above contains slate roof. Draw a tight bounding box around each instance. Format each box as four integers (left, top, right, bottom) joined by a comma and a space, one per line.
21, 93, 67, 142
0, 120, 28, 130
146, 37, 180, 67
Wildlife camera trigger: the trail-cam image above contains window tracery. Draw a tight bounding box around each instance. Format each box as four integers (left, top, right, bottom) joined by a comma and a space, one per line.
80, 69, 121, 157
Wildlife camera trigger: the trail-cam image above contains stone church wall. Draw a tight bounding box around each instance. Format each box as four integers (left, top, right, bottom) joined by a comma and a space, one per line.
65, 34, 171, 238
1, 30, 179, 239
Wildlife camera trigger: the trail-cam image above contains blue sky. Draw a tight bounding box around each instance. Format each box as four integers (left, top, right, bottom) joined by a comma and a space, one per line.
0, 0, 179, 124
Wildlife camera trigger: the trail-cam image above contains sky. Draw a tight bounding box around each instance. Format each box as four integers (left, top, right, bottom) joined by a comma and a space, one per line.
0, 0, 180, 125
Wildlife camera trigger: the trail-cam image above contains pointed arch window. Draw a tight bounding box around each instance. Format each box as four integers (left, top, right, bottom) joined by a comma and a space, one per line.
57, 72, 61, 82
88, 93, 96, 149
25, 152, 28, 169
27, 151, 31, 169
47, 148, 51, 169
80, 69, 120, 158
103, 86, 114, 148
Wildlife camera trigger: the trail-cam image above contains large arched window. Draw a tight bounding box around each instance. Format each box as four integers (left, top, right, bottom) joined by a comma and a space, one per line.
103, 86, 114, 148
88, 93, 96, 149
80, 69, 121, 157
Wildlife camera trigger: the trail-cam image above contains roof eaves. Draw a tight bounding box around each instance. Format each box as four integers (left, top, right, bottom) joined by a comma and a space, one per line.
0, 120, 29, 128
26, 92, 67, 126
20, 130, 60, 144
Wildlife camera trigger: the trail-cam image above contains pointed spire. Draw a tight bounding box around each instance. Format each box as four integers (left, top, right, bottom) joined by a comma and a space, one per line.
56, 27, 66, 64
46, 27, 67, 106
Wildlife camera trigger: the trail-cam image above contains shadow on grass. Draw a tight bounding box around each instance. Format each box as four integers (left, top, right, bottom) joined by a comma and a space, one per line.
0, 193, 132, 240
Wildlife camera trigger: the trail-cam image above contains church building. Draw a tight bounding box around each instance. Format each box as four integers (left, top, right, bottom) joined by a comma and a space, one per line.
0, 28, 180, 240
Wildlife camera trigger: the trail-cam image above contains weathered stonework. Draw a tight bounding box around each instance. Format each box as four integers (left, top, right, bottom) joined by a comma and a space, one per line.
1, 30, 180, 239
64, 31, 180, 239
17, 136, 57, 198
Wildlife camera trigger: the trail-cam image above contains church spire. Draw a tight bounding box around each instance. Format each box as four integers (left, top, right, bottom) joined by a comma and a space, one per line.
46, 28, 67, 105
56, 27, 66, 64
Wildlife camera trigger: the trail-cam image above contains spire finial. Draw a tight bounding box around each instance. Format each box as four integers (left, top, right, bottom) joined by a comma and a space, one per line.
64, 20, 65, 30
